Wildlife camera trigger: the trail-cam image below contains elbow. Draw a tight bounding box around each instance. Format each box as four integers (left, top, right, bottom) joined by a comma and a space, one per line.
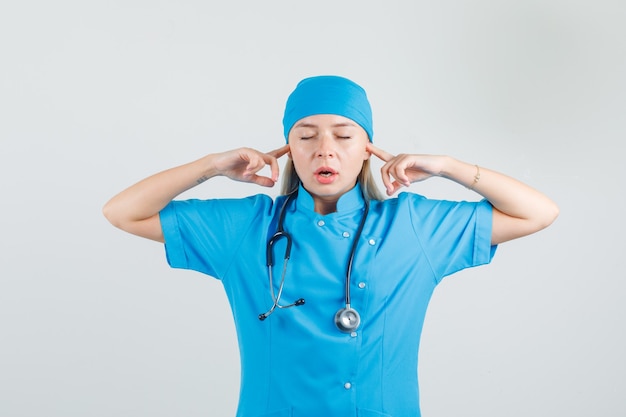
102, 200, 164, 242
492, 200, 560, 245
102, 199, 123, 229
545, 201, 560, 227
535, 200, 560, 232
102, 202, 116, 226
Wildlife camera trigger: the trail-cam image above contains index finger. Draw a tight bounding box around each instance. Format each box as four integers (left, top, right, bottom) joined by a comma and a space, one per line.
261, 144, 290, 183
366, 142, 395, 162
267, 143, 290, 159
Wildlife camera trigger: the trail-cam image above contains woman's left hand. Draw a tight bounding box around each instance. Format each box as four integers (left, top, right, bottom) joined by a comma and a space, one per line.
367, 142, 559, 244
366, 143, 446, 196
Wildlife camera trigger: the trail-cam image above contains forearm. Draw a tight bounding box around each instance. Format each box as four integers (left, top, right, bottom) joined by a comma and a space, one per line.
440, 156, 559, 235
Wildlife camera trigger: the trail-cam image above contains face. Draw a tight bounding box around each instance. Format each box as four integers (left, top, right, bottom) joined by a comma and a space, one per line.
288, 114, 370, 211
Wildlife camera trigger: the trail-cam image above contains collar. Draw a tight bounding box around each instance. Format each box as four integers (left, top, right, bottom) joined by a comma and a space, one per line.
296, 182, 365, 214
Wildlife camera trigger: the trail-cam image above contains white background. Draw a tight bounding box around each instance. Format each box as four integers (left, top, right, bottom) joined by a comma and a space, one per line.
1, 1, 624, 416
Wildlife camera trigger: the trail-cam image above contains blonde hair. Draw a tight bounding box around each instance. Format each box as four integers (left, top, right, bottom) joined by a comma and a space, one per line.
280, 158, 384, 202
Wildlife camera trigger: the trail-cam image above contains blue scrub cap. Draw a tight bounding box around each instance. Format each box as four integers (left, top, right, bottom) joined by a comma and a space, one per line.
282, 75, 373, 142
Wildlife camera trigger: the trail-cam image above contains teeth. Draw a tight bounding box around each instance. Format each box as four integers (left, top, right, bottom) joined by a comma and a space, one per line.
320, 172, 332, 177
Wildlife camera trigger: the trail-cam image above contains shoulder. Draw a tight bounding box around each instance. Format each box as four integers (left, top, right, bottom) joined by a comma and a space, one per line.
167, 193, 276, 212
161, 194, 281, 229
370, 191, 491, 218
369, 191, 427, 211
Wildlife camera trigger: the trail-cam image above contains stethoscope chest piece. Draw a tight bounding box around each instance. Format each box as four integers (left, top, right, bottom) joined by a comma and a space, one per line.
334, 305, 361, 332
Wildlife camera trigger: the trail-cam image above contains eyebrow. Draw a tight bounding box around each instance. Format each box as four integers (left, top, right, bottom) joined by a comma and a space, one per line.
294, 121, 357, 129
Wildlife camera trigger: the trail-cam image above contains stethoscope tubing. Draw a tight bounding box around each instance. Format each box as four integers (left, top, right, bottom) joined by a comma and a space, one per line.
259, 188, 369, 332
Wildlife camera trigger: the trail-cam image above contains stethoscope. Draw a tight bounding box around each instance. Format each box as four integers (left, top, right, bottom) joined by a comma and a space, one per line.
258, 189, 370, 333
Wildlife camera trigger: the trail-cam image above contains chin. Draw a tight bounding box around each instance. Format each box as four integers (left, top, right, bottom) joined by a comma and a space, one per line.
308, 183, 350, 198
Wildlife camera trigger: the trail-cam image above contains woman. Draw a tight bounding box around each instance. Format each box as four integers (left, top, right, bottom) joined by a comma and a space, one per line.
103, 75, 559, 417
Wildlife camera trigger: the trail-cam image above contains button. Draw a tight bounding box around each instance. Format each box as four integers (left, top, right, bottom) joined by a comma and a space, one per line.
342, 231, 350, 238
350, 332, 357, 337
358, 282, 366, 289
317, 220, 325, 227
368, 238, 376, 245
344, 382, 352, 389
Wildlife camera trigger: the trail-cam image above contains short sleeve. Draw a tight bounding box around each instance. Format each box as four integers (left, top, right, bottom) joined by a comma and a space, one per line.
159, 195, 274, 279
405, 194, 497, 282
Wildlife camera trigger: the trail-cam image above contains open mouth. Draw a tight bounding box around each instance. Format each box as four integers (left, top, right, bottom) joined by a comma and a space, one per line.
315, 167, 338, 183
315, 167, 337, 176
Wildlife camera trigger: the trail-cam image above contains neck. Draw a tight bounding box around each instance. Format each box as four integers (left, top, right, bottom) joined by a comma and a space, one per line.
314, 197, 338, 215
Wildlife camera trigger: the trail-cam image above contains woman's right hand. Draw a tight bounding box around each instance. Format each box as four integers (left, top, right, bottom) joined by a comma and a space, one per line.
211, 145, 290, 187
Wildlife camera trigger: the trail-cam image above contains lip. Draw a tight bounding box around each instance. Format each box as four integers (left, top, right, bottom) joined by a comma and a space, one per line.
314, 167, 338, 176
314, 166, 338, 184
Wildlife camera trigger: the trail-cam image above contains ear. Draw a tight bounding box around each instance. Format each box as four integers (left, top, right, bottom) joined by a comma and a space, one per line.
363, 144, 371, 161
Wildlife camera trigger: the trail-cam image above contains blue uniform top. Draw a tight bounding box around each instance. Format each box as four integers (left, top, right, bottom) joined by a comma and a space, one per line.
160, 184, 496, 417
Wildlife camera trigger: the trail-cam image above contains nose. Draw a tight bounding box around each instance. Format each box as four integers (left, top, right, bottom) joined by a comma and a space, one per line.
316, 134, 334, 158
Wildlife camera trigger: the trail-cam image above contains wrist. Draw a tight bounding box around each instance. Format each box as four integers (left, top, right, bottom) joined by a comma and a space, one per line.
438, 157, 480, 189
435, 155, 457, 178
193, 154, 221, 184
467, 165, 480, 190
